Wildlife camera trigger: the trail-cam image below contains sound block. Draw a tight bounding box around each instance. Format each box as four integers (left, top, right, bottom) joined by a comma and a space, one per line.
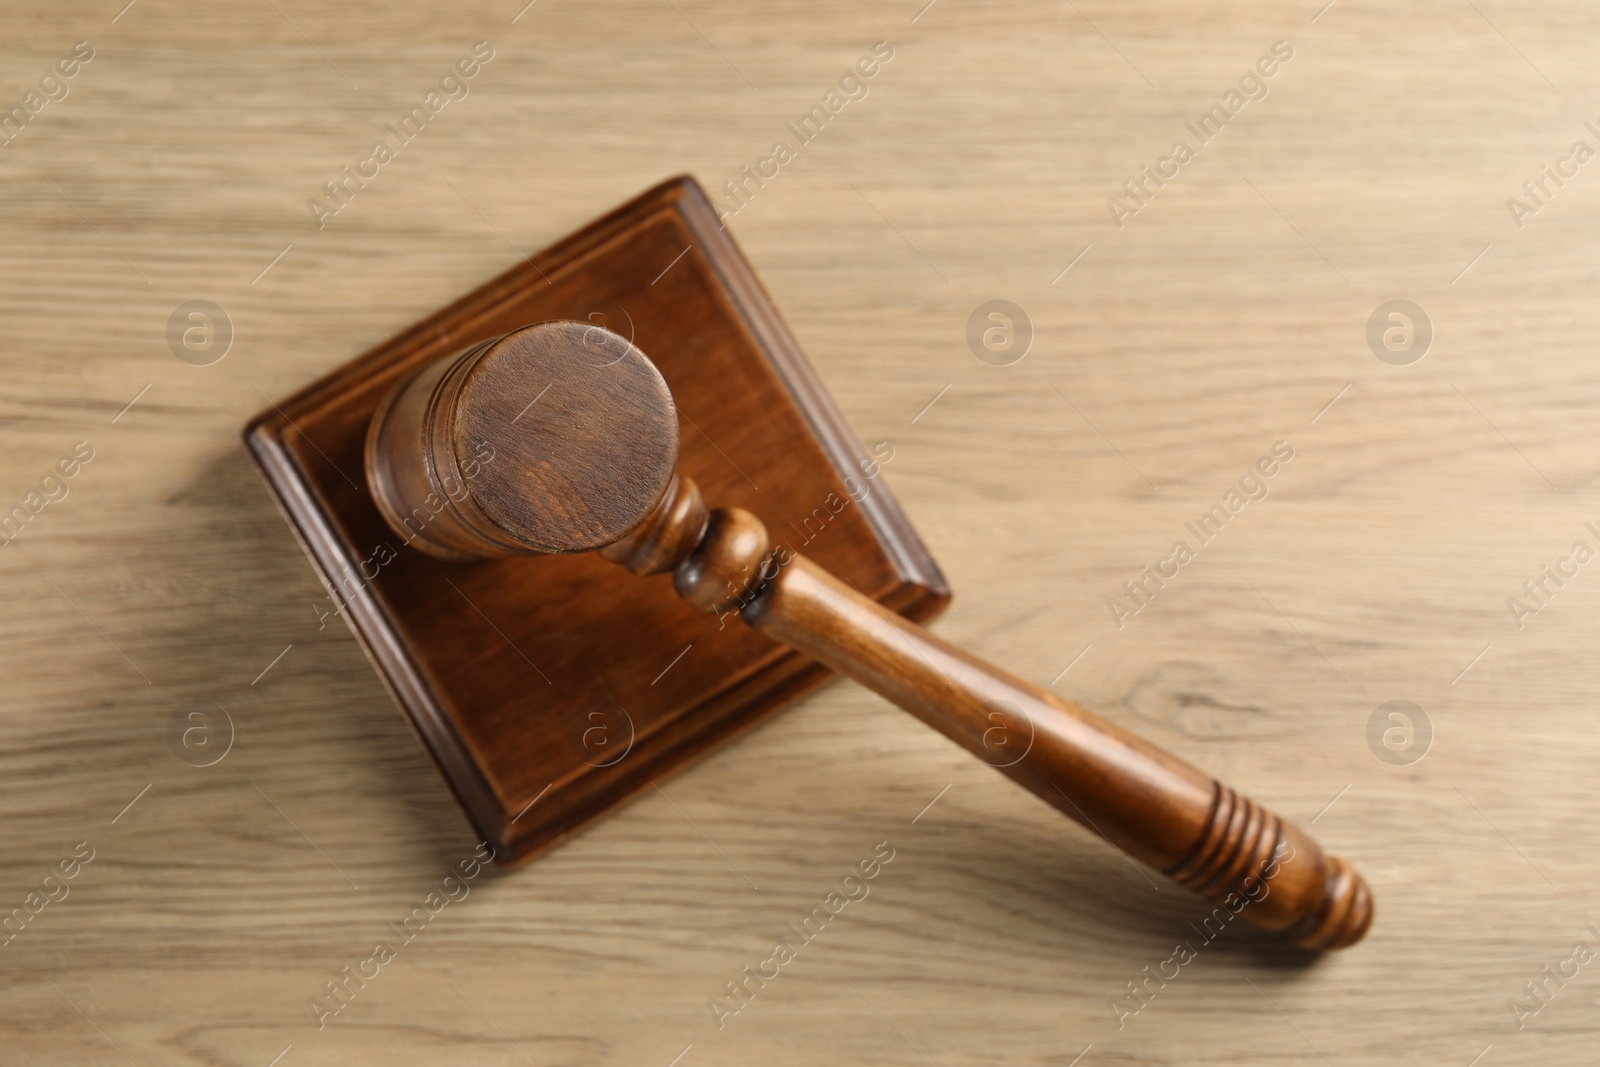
244, 176, 950, 863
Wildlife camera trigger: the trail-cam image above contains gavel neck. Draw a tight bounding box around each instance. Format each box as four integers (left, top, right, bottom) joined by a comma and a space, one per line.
598, 473, 776, 615
598, 473, 709, 576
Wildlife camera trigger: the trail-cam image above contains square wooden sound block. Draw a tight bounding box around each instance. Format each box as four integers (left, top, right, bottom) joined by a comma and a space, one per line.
245, 176, 949, 863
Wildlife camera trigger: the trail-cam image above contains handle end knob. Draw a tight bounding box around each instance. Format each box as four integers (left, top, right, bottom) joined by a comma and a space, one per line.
1166, 783, 1373, 949
1285, 854, 1374, 950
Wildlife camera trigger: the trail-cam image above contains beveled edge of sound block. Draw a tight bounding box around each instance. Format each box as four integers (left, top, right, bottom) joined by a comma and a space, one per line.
242, 175, 950, 863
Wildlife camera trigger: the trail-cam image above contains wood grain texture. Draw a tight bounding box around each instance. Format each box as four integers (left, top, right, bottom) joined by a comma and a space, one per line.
2, 0, 1598, 1064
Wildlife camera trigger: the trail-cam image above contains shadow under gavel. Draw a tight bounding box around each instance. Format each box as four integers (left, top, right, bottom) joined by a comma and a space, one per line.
365, 320, 1373, 950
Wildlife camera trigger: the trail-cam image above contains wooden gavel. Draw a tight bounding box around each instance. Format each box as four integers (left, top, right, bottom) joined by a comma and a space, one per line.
364, 320, 1373, 950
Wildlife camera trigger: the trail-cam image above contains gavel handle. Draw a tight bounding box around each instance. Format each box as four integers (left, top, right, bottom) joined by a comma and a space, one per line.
741, 554, 1372, 949
601, 487, 1372, 949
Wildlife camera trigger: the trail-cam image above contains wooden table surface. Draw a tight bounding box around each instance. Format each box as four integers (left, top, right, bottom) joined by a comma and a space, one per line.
4, 1, 1596, 1063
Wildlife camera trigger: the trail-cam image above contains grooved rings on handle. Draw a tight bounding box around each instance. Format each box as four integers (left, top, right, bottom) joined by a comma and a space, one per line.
1167, 783, 1283, 901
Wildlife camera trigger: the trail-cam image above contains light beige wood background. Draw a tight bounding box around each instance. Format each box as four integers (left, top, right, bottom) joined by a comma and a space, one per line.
2, 0, 1597, 1063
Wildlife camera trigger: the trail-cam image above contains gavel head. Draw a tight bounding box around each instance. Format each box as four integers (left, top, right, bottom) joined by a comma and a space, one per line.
365, 321, 681, 560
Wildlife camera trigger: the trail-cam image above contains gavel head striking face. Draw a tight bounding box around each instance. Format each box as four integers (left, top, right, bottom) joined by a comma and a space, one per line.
365, 320, 1373, 951
366, 320, 682, 560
